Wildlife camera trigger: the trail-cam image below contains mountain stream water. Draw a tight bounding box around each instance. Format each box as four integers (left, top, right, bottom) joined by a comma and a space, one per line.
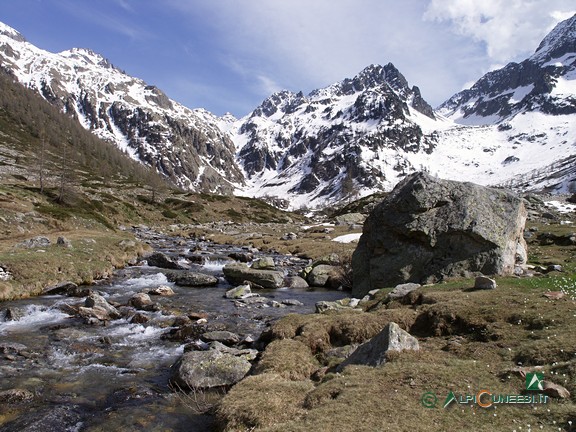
0, 229, 347, 431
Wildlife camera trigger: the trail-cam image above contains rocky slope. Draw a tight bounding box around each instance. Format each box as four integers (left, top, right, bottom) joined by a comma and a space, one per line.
438, 14, 576, 123
1, 15, 575, 209
0, 22, 244, 194
229, 63, 438, 209
232, 14, 576, 207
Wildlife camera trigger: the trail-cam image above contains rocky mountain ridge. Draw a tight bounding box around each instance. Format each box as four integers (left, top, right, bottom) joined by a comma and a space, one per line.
230, 63, 439, 208
0, 22, 244, 194
1, 16, 575, 209
438, 14, 576, 123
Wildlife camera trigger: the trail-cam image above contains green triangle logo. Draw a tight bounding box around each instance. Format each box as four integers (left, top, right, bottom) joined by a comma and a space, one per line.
443, 391, 457, 408
526, 372, 544, 391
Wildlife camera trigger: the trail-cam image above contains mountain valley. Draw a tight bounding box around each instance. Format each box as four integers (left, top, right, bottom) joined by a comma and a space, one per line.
1, 15, 575, 209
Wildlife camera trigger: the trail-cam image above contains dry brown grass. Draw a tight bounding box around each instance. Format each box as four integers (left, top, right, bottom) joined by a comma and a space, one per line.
217, 275, 576, 431
215, 373, 314, 431
253, 339, 320, 381
0, 230, 150, 300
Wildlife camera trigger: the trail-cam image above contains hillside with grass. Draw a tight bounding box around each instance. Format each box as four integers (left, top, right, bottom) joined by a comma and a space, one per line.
0, 69, 301, 300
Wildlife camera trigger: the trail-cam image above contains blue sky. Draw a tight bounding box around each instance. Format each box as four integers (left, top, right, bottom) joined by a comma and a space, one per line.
1, 0, 575, 117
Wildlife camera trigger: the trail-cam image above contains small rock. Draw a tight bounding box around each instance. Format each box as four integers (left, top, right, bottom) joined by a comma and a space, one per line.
388, 283, 421, 300
119, 239, 137, 249
0, 266, 11, 281
0, 388, 34, 403
148, 285, 175, 296
83, 293, 121, 320
281, 299, 304, 306
188, 311, 209, 321
225, 284, 252, 299
334, 213, 365, 226
130, 312, 149, 324
56, 236, 72, 248
168, 271, 219, 287
17, 236, 51, 249
285, 276, 309, 289
546, 264, 563, 273
306, 264, 339, 288
128, 293, 156, 311
173, 315, 192, 327
542, 381, 570, 399
3, 307, 24, 321
315, 299, 363, 313
201, 331, 241, 345
474, 276, 497, 290
146, 252, 183, 270
0, 342, 28, 355
543, 291, 565, 300
281, 232, 298, 240
227, 252, 254, 263
223, 263, 284, 289
184, 340, 211, 351
42, 281, 79, 296
207, 341, 258, 360
337, 322, 419, 369
251, 257, 276, 270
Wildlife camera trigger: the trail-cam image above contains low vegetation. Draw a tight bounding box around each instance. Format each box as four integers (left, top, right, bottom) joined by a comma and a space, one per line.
213, 214, 576, 431
216, 272, 576, 431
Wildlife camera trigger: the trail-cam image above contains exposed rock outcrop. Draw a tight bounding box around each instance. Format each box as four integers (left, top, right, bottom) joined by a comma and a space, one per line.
352, 172, 527, 297
337, 322, 419, 369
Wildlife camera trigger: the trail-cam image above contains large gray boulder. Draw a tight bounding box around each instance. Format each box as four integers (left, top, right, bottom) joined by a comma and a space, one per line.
169, 350, 251, 390
223, 263, 284, 289
352, 172, 527, 298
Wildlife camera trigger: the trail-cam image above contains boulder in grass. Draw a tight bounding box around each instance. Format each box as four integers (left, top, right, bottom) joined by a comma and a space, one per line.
352, 172, 527, 298
474, 276, 497, 290
337, 322, 419, 370
388, 283, 421, 300
170, 350, 251, 390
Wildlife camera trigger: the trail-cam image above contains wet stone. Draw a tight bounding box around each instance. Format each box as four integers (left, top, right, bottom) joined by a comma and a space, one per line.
0, 388, 34, 403
201, 330, 241, 346
167, 271, 219, 287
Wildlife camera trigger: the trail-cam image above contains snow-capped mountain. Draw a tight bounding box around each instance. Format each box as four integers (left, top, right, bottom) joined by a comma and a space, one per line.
1, 15, 575, 209
231, 14, 576, 207
439, 14, 576, 123
0, 22, 244, 194
230, 63, 439, 208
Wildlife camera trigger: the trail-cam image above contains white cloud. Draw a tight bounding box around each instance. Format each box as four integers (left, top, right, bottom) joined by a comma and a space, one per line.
164, 0, 575, 111
424, 0, 576, 62
167, 0, 458, 104
58, 0, 152, 42
256, 75, 283, 96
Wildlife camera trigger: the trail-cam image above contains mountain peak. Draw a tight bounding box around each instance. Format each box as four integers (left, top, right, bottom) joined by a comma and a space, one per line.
60, 47, 116, 70
251, 89, 306, 118
531, 13, 576, 63
332, 63, 410, 96
0, 22, 26, 43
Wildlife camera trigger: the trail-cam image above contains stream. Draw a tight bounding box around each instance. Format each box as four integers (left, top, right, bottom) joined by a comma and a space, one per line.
0, 228, 347, 431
